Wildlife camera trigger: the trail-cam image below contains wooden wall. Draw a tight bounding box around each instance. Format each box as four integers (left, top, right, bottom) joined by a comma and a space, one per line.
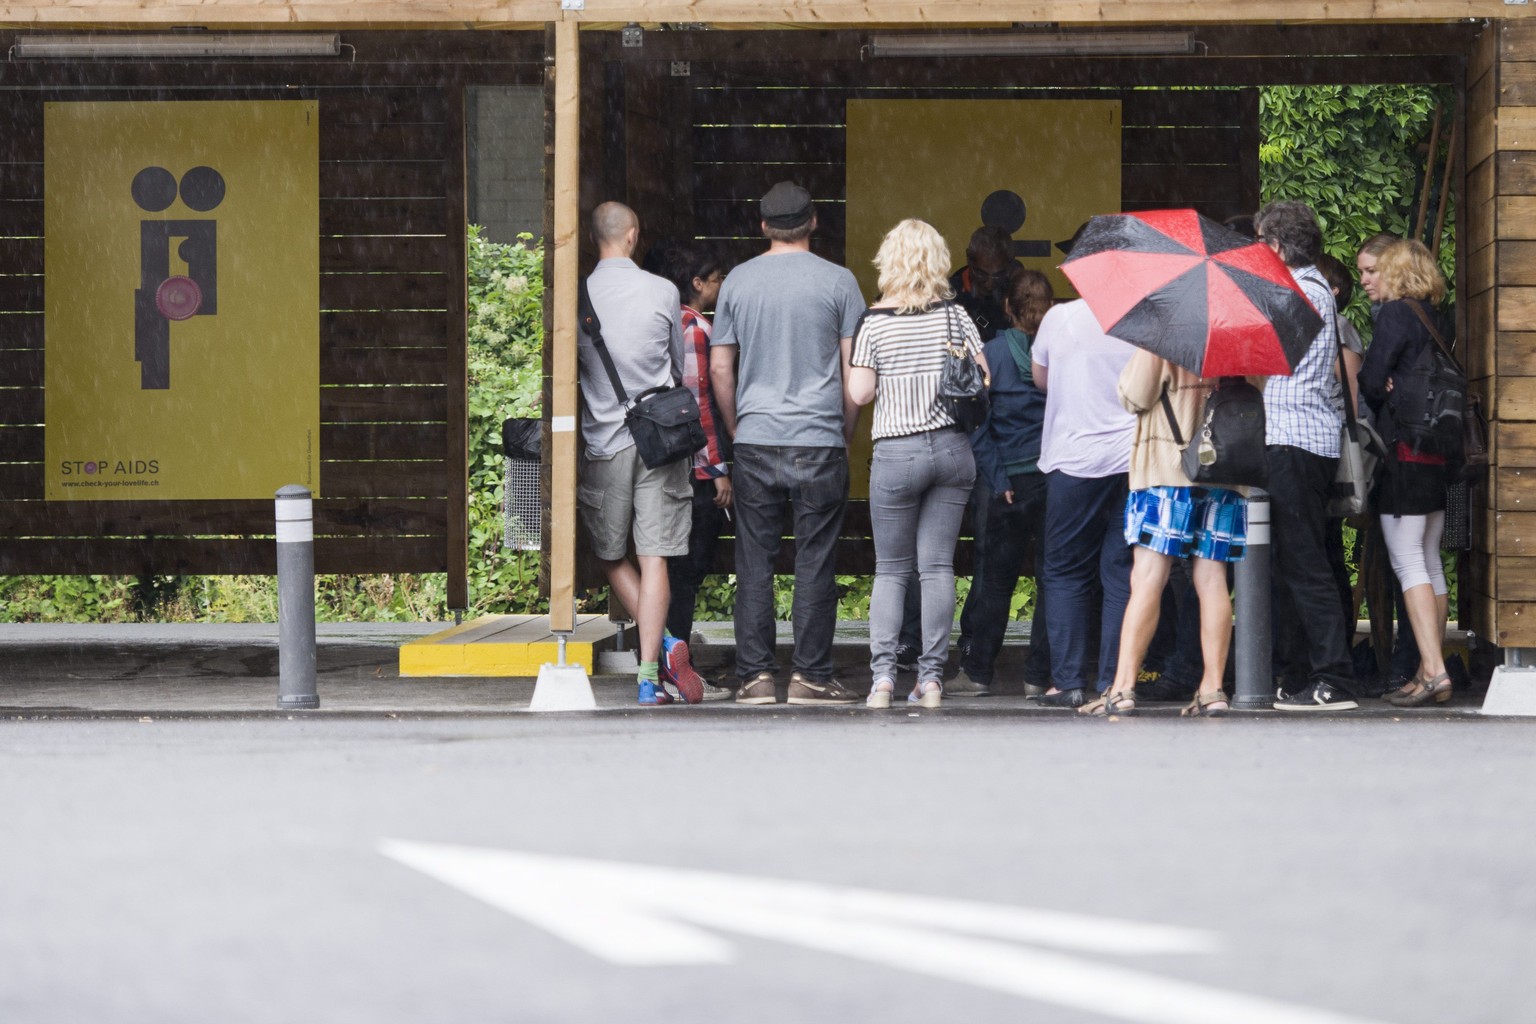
0, 33, 542, 608
1467, 20, 1536, 647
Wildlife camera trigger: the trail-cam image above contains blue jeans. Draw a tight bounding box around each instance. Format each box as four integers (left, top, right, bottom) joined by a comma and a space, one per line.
868, 430, 976, 684
1041, 470, 1133, 692
731, 444, 848, 681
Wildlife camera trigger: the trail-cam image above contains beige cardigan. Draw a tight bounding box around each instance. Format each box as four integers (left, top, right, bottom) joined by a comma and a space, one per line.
1117, 349, 1262, 493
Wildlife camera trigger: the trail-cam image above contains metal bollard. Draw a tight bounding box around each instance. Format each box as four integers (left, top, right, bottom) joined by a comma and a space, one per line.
1232, 488, 1272, 710
275, 485, 319, 710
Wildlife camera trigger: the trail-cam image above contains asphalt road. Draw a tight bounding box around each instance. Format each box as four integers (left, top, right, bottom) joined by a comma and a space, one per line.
2, 711, 1529, 1024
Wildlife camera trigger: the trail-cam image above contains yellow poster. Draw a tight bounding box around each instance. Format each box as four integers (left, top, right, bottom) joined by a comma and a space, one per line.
45, 100, 319, 501
845, 99, 1121, 497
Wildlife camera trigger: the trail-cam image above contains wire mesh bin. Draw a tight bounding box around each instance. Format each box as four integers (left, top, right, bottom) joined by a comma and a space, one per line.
503, 418, 542, 552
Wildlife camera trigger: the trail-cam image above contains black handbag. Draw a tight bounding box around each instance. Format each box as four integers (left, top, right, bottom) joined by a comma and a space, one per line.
579, 278, 705, 470
1160, 376, 1268, 489
937, 302, 990, 433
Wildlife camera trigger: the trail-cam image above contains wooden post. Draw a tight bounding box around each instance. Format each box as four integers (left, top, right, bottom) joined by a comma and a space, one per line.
549, 19, 581, 634
1414, 103, 1442, 243
1431, 118, 1459, 258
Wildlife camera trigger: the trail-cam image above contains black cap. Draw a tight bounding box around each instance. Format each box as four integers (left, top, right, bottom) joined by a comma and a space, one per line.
761, 181, 813, 229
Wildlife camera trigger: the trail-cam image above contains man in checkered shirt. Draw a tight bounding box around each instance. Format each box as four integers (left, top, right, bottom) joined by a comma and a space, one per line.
1255, 200, 1359, 712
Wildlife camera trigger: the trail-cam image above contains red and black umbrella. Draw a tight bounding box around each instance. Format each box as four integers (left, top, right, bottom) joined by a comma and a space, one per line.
1060, 209, 1323, 377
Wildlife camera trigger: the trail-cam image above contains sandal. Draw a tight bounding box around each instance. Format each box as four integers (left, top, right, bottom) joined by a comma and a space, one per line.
1180, 689, 1230, 717
866, 679, 895, 710
1388, 671, 1452, 707
907, 680, 942, 709
1079, 690, 1136, 717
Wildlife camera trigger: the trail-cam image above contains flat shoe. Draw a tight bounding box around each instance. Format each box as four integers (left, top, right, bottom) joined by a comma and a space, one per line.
1080, 691, 1136, 717
1180, 689, 1230, 717
1389, 671, 1452, 707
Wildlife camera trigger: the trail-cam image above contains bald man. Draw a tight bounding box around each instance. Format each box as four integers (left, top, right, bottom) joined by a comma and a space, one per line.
576, 201, 703, 705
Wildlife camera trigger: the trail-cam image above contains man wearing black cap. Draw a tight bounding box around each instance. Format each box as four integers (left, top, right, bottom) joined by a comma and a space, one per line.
709, 181, 867, 705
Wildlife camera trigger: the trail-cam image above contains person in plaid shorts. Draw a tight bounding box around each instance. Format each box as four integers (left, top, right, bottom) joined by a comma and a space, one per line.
1079, 349, 1257, 718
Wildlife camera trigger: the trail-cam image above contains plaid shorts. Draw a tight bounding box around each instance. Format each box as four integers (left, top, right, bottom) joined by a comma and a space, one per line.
1123, 485, 1248, 562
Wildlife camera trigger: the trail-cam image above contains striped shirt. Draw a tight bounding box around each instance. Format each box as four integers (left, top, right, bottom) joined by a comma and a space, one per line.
851, 302, 984, 441
1263, 263, 1342, 458
681, 305, 728, 479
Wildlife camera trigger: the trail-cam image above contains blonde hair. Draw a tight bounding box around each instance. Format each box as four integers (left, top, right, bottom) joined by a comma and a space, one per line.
874, 219, 954, 313
1357, 231, 1399, 260
1375, 239, 1447, 304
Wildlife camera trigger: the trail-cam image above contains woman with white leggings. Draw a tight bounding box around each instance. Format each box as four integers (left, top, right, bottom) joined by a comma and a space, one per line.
1357, 239, 1453, 706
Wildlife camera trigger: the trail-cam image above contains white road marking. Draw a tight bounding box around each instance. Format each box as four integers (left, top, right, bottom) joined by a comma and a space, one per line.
379, 840, 1397, 1024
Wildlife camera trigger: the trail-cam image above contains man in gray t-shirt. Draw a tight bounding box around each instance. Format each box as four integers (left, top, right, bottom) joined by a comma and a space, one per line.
709, 181, 866, 705
575, 202, 698, 706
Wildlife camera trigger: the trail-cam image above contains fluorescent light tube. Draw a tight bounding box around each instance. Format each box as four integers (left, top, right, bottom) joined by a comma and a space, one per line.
13, 33, 342, 59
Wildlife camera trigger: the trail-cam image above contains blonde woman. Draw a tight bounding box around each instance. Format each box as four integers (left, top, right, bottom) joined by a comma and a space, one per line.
848, 219, 987, 708
1358, 239, 1455, 706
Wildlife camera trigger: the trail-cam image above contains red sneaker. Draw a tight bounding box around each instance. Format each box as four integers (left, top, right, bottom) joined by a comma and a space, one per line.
660, 636, 705, 704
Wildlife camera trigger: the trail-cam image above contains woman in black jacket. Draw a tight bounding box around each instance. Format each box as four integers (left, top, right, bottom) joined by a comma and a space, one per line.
1357, 239, 1454, 706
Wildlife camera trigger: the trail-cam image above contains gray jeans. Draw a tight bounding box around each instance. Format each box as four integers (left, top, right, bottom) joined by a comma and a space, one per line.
868, 429, 977, 684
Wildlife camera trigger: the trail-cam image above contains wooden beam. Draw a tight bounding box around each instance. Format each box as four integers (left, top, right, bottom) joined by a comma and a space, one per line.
445, 83, 470, 611
549, 18, 580, 634
0, 3, 1518, 28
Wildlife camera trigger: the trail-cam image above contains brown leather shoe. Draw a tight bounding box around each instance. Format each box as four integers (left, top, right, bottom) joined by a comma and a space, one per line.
786, 672, 859, 705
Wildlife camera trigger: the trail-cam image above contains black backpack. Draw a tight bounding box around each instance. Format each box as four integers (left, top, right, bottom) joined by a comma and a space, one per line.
1389, 302, 1465, 459
1161, 377, 1268, 489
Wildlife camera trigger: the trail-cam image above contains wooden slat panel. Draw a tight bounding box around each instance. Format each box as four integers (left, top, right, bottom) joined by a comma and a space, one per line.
1469, 58, 1498, 170
1122, 126, 1245, 165
321, 460, 450, 498
0, 388, 41, 425
1500, 240, 1536, 287
693, 125, 842, 165
1121, 164, 1248, 205
1498, 286, 1536, 334
1468, 153, 1495, 211
319, 234, 452, 275
0, 163, 41, 202
1503, 21, 1536, 63
0, 346, 40, 387
323, 422, 448, 460
1497, 466, 1536, 515
1469, 240, 1495, 299
320, 197, 447, 235
1501, 61, 1536, 109
0, 201, 42, 236
0, 425, 38, 460
1494, 601, 1536, 647
1497, 107, 1536, 154
1497, 196, 1536, 241
1495, 556, 1536, 602
1491, 509, 1536, 557
320, 161, 445, 200
321, 122, 451, 162
323, 310, 450, 347
320, 271, 449, 311
0, 497, 446, 536
1496, 150, 1536, 196
0, 314, 41, 350
0, 236, 40, 274
317, 88, 450, 125
0, 461, 39, 499
0, 536, 446, 576
1497, 332, 1536, 378
321, 345, 448, 385
1471, 20, 1499, 85
1496, 421, 1536, 468
320, 384, 446, 424
0, 274, 44, 312
1497, 376, 1536, 422
693, 161, 844, 201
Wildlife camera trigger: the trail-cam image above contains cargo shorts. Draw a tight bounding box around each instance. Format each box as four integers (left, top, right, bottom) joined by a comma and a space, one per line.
578, 445, 692, 561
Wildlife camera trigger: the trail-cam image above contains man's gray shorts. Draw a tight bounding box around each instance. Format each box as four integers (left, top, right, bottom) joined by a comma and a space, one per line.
578, 446, 692, 561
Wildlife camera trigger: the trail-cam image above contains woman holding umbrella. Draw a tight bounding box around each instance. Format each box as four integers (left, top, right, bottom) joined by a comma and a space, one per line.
1079, 352, 1258, 716
1058, 208, 1327, 715
848, 218, 987, 709
1358, 239, 1455, 706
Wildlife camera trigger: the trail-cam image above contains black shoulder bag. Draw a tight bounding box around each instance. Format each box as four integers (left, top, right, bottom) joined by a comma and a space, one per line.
1159, 376, 1268, 489
937, 302, 990, 433
579, 278, 705, 469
